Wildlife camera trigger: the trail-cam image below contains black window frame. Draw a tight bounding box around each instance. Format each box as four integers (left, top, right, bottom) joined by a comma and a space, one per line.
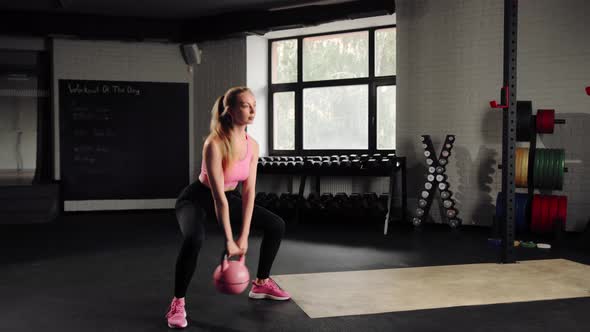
267, 24, 396, 156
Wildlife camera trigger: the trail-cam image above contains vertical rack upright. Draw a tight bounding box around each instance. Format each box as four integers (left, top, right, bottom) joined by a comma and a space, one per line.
500, 0, 519, 263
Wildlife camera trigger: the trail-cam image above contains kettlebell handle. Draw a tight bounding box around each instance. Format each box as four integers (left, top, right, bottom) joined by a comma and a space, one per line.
220, 250, 247, 272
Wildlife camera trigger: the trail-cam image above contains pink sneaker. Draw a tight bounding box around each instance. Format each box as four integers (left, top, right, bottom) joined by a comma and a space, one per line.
248, 278, 291, 300
165, 297, 188, 329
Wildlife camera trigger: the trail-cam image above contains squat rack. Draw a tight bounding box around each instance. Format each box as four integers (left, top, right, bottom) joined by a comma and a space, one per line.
489, 0, 519, 263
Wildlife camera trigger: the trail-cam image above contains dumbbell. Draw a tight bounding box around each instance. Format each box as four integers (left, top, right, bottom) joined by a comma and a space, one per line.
440, 191, 452, 199
362, 192, 379, 218
255, 192, 268, 207
331, 160, 341, 168
287, 157, 295, 162
340, 159, 352, 168
380, 158, 393, 168
320, 160, 332, 168
351, 159, 361, 169
418, 198, 428, 208
287, 161, 296, 168
448, 219, 461, 228
295, 161, 304, 168
265, 193, 280, 212
446, 209, 457, 218
295, 156, 304, 162
330, 155, 340, 162
349, 154, 358, 160
365, 158, 379, 168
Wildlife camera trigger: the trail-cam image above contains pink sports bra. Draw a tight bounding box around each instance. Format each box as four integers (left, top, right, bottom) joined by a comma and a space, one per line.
198, 134, 251, 190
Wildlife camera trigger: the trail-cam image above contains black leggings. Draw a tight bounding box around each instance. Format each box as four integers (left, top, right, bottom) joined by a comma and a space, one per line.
173, 180, 286, 298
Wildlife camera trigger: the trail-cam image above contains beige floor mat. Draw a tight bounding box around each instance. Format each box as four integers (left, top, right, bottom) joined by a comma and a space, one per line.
272, 259, 590, 318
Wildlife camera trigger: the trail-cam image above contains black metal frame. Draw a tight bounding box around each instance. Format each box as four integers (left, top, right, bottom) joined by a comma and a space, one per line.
500, 0, 518, 263
267, 25, 396, 156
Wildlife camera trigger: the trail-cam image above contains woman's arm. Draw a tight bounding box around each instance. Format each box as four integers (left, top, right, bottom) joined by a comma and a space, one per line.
203, 139, 234, 242
239, 139, 260, 239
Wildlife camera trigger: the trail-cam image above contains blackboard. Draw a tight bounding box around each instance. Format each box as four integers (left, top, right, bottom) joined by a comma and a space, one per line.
59, 79, 189, 200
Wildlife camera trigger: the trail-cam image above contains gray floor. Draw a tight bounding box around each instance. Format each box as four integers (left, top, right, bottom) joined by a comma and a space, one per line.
1, 211, 589, 332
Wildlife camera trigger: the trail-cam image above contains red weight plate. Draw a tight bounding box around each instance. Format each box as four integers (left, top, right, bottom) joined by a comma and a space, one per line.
537, 109, 555, 134
558, 195, 568, 228
539, 195, 548, 233
547, 195, 559, 232
536, 110, 546, 133
531, 195, 541, 233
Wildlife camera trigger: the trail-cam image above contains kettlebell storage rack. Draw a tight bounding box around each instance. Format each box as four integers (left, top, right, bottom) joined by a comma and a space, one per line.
256, 155, 407, 235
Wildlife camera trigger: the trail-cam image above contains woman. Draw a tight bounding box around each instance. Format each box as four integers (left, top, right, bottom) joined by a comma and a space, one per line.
165, 86, 290, 329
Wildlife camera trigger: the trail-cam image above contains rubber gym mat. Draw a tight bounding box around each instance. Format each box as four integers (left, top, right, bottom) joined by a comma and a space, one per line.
272, 259, 590, 318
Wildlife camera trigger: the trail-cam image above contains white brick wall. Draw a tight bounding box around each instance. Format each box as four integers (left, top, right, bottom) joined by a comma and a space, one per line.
397, 0, 590, 231
53, 38, 193, 211
192, 37, 247, 173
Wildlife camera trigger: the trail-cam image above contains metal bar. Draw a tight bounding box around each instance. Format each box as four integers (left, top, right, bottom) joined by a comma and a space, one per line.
501, 0, 518, 263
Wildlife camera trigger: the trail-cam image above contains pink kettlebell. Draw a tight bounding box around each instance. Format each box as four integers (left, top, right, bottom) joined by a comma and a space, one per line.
213, 253, 250, 295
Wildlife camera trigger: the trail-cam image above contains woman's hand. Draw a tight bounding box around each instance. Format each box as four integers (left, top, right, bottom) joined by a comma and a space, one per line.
236, 235, 248, 256
226, 239, 244, 258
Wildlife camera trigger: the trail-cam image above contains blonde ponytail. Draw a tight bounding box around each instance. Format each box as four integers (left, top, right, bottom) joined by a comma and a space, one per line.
207, 86, 251, 169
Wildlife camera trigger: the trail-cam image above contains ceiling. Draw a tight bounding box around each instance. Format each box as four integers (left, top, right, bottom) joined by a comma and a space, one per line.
0, 0, 362, 19
0, 0, 395, 42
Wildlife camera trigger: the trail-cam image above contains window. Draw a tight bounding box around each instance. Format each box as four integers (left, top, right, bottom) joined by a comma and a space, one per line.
268, 25, 396, 155
0, 50, 50, 186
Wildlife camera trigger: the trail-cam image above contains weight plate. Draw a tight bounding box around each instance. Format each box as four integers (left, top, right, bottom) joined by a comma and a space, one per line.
540, 149, 548, 189
426, 158, 433, 165
551, 149, 559, 190
445, 143, 452, 149
533, 150, 541, 188
427, 174, 435, 182
441, 191, 450, 199
446, 209, 456, 218
553, 149, 562, 190
557, 149, 565, 190
515, 148, 524, 187
438, 182, 447, 191
424, 151, 431, 157
425, 182, 433, 190
443, 200, 453, 208
548, 195, 559, 233
439, 158, 447, 165
516, 101, 533, 141
531, 195, 539, 233
436, 174, 445, 182
442, 150, 450, 158
418, 199, 428, 208
448, 136, 455, 141
557, 195, 568, 226
428, 166, 436, 173
538, 195, 547, 233
436, 166, 445, 174
421, 191, 429, 199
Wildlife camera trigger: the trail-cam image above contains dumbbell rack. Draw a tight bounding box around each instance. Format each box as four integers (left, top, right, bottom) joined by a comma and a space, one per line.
412, 135, 461, 229
257, 156, 407, 234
